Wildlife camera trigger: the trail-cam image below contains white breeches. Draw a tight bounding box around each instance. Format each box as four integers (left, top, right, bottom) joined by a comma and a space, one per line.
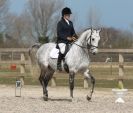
58, 43, 66, 54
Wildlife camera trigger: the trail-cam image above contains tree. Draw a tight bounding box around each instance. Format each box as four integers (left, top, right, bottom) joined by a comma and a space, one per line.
1, 0, 64, 47
26, 0, 64, 43
88, 7, 101, 29
0, 0, 9, 32
99, 27, 133, 48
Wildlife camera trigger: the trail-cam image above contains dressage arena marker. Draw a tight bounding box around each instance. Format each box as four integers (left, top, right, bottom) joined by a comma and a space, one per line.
15, 79, 22, 97
112, 88, 128, 103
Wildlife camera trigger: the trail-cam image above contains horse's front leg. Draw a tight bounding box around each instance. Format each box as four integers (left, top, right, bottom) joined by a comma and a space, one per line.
69, 72, 75, 98
84, 69, 95, 101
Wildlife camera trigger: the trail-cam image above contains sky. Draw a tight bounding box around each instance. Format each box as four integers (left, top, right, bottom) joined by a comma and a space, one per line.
10, 0, 133, 32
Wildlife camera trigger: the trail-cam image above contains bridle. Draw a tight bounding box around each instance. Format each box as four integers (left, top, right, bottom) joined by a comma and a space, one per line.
73, 29, 98, 50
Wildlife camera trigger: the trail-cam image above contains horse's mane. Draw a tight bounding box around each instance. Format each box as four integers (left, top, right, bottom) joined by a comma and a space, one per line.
78, 27, 100, 36
83, 27, 100, 32
83, 28, 92, 32
76, 28, 91, 38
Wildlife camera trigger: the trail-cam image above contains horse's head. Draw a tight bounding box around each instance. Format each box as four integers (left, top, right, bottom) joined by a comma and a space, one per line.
86, 29, 101, 55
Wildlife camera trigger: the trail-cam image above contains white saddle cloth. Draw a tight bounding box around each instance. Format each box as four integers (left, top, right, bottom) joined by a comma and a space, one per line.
50, 47, 59, 58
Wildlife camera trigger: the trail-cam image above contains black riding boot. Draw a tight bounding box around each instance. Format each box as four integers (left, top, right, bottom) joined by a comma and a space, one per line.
57, 53, 64, 71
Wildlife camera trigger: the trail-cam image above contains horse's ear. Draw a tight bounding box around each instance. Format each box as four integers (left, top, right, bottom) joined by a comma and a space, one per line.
97, 29, 101, 33
91, 28, 95, 33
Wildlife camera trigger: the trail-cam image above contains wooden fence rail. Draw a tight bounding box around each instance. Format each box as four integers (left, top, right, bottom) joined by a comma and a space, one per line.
0, 48, 30, 86
0, 48, 133, 88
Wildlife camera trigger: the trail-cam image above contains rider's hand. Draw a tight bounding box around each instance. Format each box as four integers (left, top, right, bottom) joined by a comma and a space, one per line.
67, 37, 73, 41
72, 37, 77, 41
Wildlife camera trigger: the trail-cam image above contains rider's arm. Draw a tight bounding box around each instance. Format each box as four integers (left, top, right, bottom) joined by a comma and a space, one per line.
70, 22, 78, 39
57, 22, 68, 42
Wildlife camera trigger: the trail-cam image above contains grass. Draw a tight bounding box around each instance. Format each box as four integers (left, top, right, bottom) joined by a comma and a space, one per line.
0, 64, 133, 88
0, 76, 133, 89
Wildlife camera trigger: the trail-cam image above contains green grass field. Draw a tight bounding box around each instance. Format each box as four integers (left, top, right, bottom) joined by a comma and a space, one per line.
0, 64, 133, 88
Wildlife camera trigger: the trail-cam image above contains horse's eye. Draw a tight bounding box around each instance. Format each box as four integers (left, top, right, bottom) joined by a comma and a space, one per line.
92, 38, 94, 41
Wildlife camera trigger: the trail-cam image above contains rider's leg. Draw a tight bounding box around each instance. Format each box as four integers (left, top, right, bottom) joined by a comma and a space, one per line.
57, 52, 64, 71
57, 43, 66, 71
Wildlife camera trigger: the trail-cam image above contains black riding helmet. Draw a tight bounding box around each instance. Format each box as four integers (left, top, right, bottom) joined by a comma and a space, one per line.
62, 7, 72, 16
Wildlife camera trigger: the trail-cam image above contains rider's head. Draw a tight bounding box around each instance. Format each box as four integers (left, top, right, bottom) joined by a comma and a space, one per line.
62, 7, 72, 20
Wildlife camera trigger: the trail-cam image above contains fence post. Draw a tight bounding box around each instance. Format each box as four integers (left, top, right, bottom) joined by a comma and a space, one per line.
118, 54, 124, 89
20, 53, 25, 86
0, 52, 1, 61
51, 76, 56, 87
28, 54, 34, 76
84, 78, 88, 88
0, 52, 1, 69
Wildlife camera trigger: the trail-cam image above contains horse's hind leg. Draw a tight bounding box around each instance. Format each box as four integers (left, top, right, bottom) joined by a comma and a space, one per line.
39, 69, 45, 86
69, 72, 75, 98
42, 66, 55, 101
84, 69, 95, 101
39, 68, 48, 100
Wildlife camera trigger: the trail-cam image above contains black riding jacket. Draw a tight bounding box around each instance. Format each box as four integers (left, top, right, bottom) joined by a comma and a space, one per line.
57, 17, 76, 44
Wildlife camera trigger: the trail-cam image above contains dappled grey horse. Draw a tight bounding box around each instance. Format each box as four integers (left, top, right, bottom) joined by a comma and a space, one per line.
33, 28, 101, 101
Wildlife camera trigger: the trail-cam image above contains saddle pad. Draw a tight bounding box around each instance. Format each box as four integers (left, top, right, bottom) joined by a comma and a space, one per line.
50, 47, 59, 58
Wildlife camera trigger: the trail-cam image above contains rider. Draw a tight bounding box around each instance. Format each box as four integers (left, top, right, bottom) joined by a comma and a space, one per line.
57, 7, 77, 71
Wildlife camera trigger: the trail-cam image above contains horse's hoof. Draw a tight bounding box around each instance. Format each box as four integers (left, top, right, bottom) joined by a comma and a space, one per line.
43, 96, 48, 101
86, 95, 91, 101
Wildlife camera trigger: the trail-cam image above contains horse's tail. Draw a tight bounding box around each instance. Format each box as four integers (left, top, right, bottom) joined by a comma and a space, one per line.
29, 43, 42, 65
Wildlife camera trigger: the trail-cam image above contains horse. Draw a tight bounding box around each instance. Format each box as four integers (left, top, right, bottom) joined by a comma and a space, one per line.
30, 28, 101, 101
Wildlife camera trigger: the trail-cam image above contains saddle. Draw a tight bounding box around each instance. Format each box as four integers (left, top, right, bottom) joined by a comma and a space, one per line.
50, 47, 59, 59
50, 44, 71, 59
50, 44, 71, 73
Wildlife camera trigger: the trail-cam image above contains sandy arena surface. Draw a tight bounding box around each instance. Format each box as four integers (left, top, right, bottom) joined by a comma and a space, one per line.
0, 85, 133, 113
